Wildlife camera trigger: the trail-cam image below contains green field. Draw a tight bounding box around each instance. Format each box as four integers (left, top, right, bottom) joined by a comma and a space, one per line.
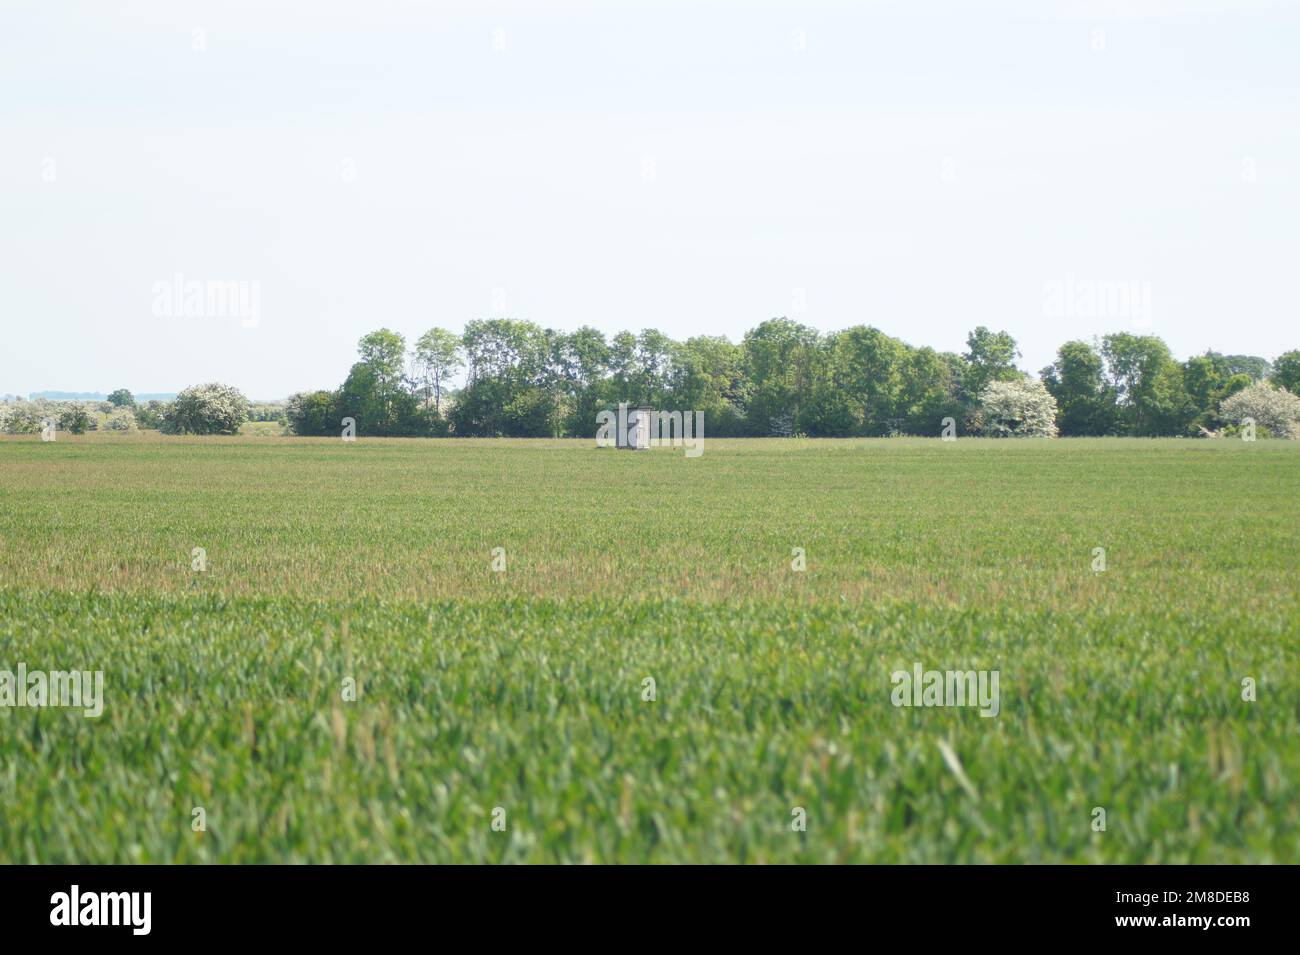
1, 434, 1297, 862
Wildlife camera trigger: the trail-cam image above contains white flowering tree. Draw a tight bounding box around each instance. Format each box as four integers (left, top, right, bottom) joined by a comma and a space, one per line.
104, 406, 138, 431
0, 399, 58, 434
161, 383, 249, 435
977, 378, 1059, 437
1219, 381, 1300, 438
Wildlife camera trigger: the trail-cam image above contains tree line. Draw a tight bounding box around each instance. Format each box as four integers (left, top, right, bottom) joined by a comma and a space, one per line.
8, 320, 1296, 438
282, 320, 1300, 438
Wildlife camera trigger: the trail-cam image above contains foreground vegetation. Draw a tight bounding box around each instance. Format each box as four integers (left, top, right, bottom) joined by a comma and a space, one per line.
0, 435, 1296, 862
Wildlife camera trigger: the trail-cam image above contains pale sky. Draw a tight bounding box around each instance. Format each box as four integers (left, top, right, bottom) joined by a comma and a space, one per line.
3, 0, 1297, 398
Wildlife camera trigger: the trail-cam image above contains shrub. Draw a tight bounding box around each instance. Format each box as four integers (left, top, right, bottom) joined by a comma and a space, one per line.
285, 391, 339, 436
58, 402, 93, 434
104, 406, 138, 431
977, 378, 1059, 437
0, 400, 48, 434
161, 383, 249, 435
1219, 381, 1300, 439
135, 400, 168, 430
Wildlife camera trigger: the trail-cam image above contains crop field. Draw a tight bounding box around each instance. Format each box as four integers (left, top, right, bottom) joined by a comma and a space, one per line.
0, 434, 1297, 863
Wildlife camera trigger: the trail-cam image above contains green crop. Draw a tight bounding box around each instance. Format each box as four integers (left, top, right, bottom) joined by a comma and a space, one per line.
0, 434, 1296, 862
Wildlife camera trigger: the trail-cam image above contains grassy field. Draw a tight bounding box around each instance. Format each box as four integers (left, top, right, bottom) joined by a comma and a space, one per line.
0, 434, 1297, 862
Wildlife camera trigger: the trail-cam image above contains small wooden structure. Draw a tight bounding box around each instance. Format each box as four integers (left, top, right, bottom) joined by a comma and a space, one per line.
596, 403, 655, 449
623, 406, 653, 450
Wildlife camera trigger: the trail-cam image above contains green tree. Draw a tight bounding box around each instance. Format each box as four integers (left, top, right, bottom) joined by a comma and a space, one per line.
454, 319, 558, 436
1271, 350, 1300, 394
462, 319, 550, 383
58, 402, 93, 434
829, 326, 907, 434
412, 328, 463, 415
358, 329, 407, 391
634, 329, 678, 408
1100, 333, 1178, 435
798, 334, 854, 437
339, 329, 425, 435
963, 327, 1021, 396
1041, 340, 1116, 436
106, 389, 135, 408
1145, 360, 1197, 436
671, 336, 747, 435
337, 362, 424, 436
1182, 354, 1222, 412
285, 390, 339, 436
899, 346, 965, 435
742, 318, 820, 435
605, 331, 640, 405
1212, 353, 1271, 381
552, 326, 610, 436
1181, 352, 1257, 432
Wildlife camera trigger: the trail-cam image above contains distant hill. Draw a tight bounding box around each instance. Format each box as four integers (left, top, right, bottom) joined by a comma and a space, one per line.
29, 391, 177, 401
26, 391, 285, 403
